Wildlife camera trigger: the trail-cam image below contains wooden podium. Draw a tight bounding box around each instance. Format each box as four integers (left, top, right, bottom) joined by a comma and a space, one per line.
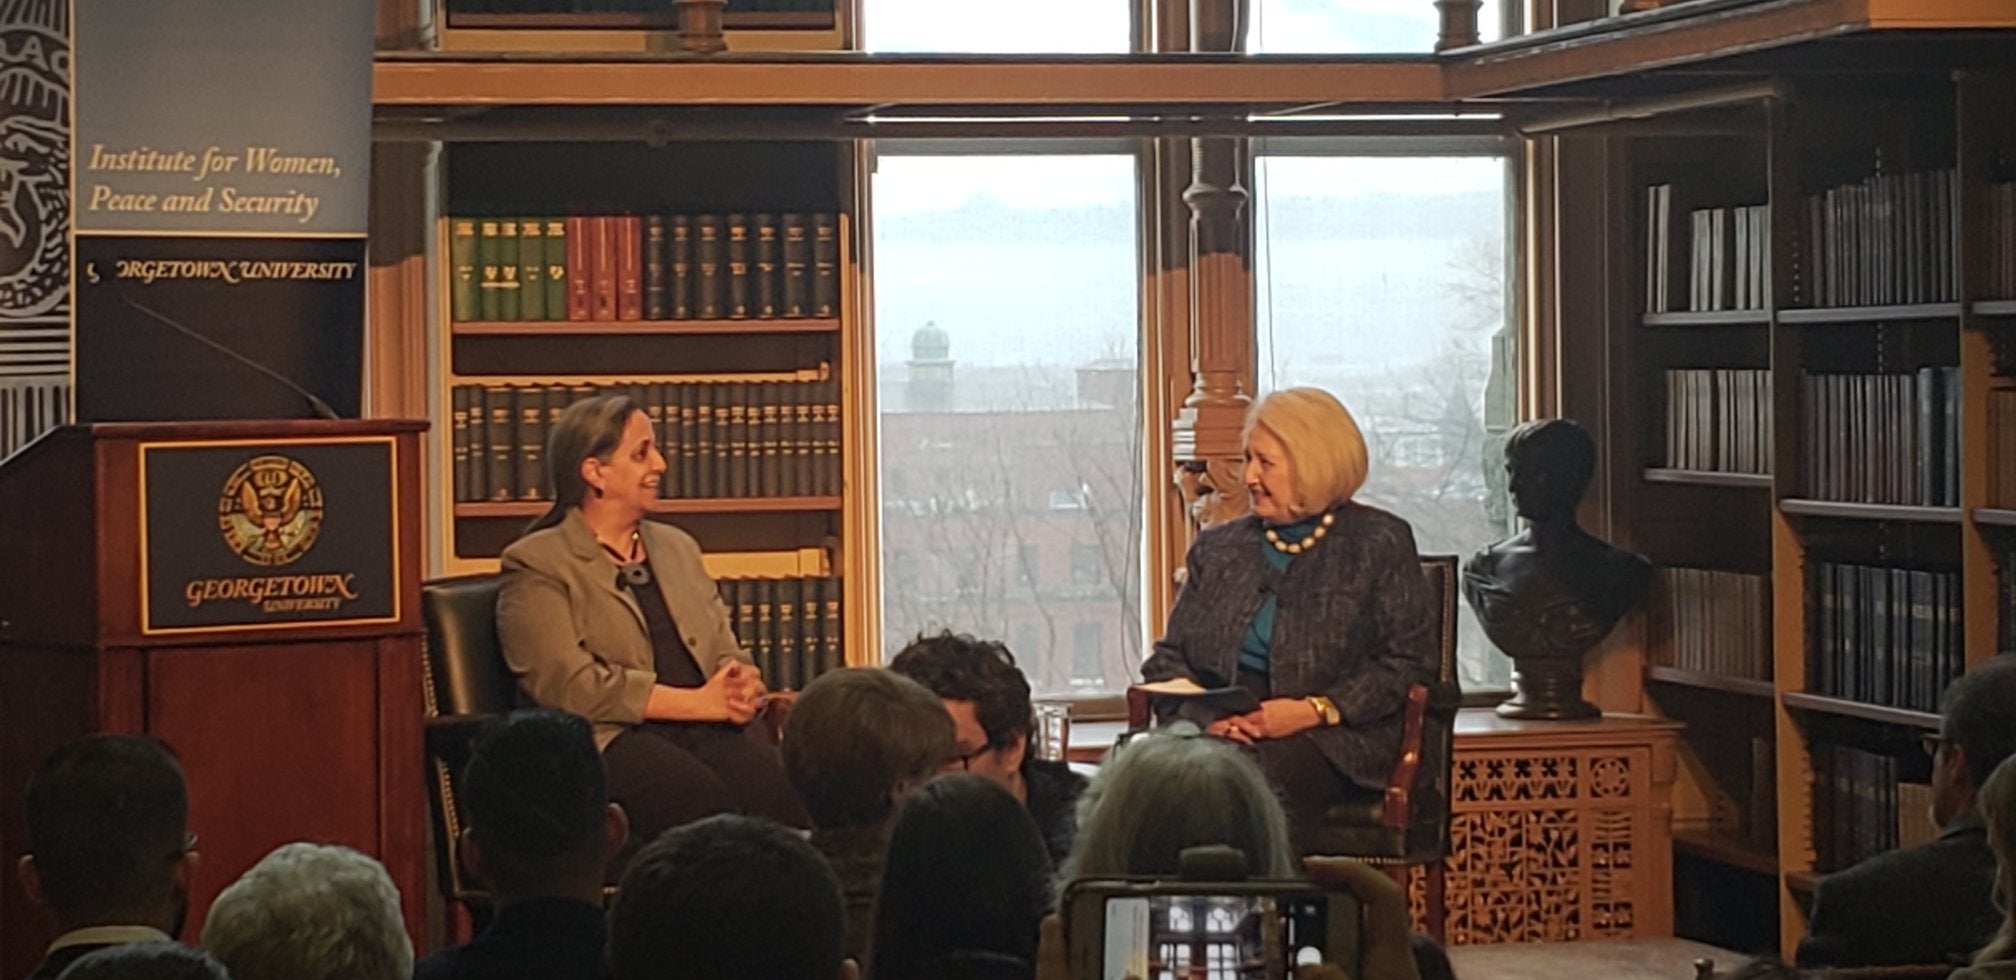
0, 421, 426, 977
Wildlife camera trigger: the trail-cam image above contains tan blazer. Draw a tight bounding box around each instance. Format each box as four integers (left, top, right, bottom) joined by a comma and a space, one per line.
497, 508, 746, 750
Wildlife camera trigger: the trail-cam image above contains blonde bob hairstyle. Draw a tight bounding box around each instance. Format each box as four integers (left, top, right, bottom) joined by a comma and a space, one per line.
1243, 387, 1370, 520
1976, 753, 2016, 964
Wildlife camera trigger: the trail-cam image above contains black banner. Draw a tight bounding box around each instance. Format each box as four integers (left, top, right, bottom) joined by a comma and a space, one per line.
140, 438, 397, 633
75, 236, 364, 421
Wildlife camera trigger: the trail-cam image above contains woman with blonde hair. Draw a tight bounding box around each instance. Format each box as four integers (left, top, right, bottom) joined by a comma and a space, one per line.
1140, 386, 1439, 854
497, 394, 805, 878
1957, 753, 2016, 979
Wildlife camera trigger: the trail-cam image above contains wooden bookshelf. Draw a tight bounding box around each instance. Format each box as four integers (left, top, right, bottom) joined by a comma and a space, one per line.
1973, 508, 2016, 528
1781, 691, 1942, 732
1643, 468, 1772, 489
1642, 310, 1771, 327
454, 496, 843, 519
1777, 499, 1965, 524
1647, 665, 1775, 699
448, 11, 836, 31
1777, 303, 1962, 324
452, 317, 841, 337
1674, 826, 1779, 876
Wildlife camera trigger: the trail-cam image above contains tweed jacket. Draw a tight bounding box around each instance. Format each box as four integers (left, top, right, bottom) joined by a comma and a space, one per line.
497, 508, 746, 750
1141, 502, 1437, 791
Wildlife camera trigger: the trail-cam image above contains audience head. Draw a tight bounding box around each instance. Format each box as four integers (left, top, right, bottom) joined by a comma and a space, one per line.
1974, 752, 2016, 964
528, 393, 646, 533
1243, 387, 1368, 523
461, 709, 625, 901
784, 667, 956, 832
1503, 418, 1597, 522
889, 631, 1035, 792
870, 774, 1053, 980
21, 734, 193, 932
1065, 730, 1293, 881
54, 942, 230, 980
201, 842, 412, 980
1935, 656, 2016, 826
609, 814, 850, 980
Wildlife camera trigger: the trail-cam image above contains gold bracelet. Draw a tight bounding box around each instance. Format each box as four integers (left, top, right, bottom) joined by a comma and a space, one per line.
1307, 695, 1341, 727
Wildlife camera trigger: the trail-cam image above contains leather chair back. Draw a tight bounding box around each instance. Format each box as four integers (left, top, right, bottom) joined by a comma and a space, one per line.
419, 573, 510, 914
421, 573, 514, 719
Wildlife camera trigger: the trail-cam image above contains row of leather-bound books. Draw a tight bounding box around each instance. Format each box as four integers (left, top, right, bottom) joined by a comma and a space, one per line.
1811, 743, 1937, 873
717, 576, 844, 694
1808, 560, 1964, 715
449, 212, 841, 323
1646, 567, 1772, 683
451, 379, 842, 503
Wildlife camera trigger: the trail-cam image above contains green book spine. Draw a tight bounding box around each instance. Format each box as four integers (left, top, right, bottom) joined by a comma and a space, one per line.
544, 219, 569, 321
546, 385, 570, 499
753, 579, 775, 681
496, 219, 522, 321
465, 386, 489, 502
753, 214, 779, 318
670, 215, 694, 320
517, 385, 545, 501
727, 213, 751, 319
790, 381, 813, 497
781, 213, 809, 317
644, 214, 667, 320
451, 385, 472, 501
517, 217, 545, 321
487, 385, 517, 501
695, 214, 723, 319
812, 212, 838, 318
822, 581, 842, 675
678, 382, 698, 497
726, 382, 748, 497
758, 382, 781, 497
695, 384, 716, 498
478, 219, 502, 321
450, 219, 479, 322
775, 579, 800, 692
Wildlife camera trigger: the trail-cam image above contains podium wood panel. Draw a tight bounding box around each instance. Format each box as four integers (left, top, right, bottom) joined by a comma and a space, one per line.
0, 422, 427, 979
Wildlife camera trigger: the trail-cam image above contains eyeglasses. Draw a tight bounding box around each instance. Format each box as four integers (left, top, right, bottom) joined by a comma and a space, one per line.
952, 745, 992, 771
1920, 733, 1946, 758
167, 833, 199, 862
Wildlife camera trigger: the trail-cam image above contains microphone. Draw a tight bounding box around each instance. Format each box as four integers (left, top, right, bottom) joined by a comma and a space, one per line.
119, 293, 342, 421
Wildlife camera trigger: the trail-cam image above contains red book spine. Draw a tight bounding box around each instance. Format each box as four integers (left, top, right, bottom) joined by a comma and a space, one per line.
592, 216, 619, 322
618, 215, 644, 321
565, 215, 593, 322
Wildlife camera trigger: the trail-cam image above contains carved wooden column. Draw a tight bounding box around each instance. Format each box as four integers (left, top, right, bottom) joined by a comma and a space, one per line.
1170, 0, 1255, 534
366, 142, 436, 420
1434, 0, 1482, 50
374, 0, 432, 50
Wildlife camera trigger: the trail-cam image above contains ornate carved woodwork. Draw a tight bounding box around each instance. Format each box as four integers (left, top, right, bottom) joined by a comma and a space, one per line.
1405, 713, 1682, 944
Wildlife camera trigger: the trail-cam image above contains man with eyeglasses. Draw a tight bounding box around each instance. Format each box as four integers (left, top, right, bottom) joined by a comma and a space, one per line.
890, 630, 1089, 864
1798, 656, 2016, 969
18, 734, 198, 980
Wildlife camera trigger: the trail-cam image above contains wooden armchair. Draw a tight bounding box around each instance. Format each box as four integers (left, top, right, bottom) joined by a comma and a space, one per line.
1126, 554, 1462, 939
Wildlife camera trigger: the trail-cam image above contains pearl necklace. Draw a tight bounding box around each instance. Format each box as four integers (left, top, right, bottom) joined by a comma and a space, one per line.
1265, 512, 1335, 556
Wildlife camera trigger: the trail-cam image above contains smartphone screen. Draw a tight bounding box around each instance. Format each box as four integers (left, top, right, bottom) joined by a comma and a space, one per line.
1096, 891, 1338, 980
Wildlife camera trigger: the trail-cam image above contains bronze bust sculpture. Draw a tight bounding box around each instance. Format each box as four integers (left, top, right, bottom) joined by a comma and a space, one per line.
1462, 419, 1650, 720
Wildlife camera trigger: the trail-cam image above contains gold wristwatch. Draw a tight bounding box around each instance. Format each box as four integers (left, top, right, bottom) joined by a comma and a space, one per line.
1307, 695, 1342, 727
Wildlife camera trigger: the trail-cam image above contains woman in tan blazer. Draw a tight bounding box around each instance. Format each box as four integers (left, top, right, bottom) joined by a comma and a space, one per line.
497, 395, 806, 875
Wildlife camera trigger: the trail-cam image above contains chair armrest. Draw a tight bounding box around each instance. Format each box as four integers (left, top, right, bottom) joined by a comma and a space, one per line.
1381, 683, 1431, 829
1125, 685, 1152, 730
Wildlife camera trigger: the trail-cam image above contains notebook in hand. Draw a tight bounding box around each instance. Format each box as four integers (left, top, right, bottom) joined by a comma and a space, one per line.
1134, 677, 1262, 715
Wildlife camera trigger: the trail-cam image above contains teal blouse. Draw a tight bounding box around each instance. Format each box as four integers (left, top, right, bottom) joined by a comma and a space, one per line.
1236, 514, 1321, 675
